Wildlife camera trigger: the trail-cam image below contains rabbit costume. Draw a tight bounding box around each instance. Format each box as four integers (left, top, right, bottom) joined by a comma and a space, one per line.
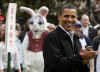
20, 6, 49, 72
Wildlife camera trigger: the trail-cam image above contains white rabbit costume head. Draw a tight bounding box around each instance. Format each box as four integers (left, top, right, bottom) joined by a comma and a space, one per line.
20, 6, 49, 35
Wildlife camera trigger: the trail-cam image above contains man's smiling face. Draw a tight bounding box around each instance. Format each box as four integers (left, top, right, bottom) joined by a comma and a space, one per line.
58, 8, 77, 32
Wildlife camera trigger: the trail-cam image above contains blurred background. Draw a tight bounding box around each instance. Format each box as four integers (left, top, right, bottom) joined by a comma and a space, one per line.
0, 0, 100, 26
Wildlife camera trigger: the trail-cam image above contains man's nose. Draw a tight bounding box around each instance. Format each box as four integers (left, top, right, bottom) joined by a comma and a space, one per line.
67, 16, 72, 21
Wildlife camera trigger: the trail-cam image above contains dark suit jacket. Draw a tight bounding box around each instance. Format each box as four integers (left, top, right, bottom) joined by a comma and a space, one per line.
88, 27, 97, 41
43, 26, 89, 72
93, 36, 100, 50
93, 36, 100, 72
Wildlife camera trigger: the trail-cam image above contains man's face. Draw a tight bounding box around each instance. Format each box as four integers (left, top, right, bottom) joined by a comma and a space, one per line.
81, 18, 89, 27
74, 26, 82, 36
58, 8, 77, 32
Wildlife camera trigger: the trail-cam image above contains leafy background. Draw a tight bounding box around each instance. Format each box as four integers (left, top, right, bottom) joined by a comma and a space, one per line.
0, 0, 97, 25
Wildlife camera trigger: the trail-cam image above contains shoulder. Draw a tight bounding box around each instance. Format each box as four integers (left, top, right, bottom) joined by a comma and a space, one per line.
47, 26, 63, 36
44, 29, 58, 41
45, 30, 56, 38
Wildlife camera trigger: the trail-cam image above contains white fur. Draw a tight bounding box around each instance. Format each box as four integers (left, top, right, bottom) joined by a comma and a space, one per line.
20, 6, 36, 16
20, 6, 49, 72
20, 6, 49, 32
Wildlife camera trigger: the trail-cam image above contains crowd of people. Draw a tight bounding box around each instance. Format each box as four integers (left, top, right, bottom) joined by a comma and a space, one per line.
0, 2, 100, 72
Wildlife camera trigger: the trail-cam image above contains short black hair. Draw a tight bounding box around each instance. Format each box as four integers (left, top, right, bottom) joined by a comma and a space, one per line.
57, 3, 76, 15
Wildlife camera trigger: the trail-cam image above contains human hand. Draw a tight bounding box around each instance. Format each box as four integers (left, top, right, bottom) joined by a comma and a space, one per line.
86, 46, 93, 51
0, 69, 4, 72
80, 49, 98, 60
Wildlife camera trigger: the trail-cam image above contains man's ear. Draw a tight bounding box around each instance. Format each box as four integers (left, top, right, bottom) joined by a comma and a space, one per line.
57, 15, 62, 21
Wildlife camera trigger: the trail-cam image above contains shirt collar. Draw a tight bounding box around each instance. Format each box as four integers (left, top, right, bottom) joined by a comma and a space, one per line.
82, 25, 89, 30
59, 25, 74, 35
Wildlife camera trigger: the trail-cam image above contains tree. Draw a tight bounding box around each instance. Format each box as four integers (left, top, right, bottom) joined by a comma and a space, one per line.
3, 0, 97, 25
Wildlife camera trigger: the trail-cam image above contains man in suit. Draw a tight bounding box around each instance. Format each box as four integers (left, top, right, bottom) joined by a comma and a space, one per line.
81, 14, 97, 42
42, 4, 98, 72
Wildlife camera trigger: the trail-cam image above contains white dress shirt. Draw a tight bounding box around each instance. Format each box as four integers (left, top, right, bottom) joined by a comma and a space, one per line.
82, 26, 89, 38
79, 38, 87, 50
59, 25, 74, 43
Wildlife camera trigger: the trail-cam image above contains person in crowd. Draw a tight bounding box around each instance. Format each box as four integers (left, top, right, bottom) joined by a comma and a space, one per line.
93, 25, 100, 51
81, 14, 97, 42
93, 25, 100, 72
16, 23, 24, 71
74, 21, 93, 50
42, 4, 98, 72
19, 22, 30, 42
96, 39, 100, 72
0, 24, 21, 72
74, 21, 95, 71
21, 6, 49, 72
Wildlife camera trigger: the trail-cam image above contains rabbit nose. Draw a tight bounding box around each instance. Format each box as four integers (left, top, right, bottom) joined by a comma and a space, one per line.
34, 30, 38, 32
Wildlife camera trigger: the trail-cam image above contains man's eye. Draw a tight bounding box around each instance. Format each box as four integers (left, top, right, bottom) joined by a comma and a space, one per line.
64, 15, 76, 18
71, 15, 76, 18
64, 15, 70, 18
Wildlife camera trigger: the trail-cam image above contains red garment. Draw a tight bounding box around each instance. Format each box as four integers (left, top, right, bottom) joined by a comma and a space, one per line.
27, 31, 48, 52
0, 16, 4, 20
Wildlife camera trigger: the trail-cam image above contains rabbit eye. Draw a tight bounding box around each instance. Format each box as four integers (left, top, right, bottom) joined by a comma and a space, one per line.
38, 17, 44, 25
38, 21, 44, 25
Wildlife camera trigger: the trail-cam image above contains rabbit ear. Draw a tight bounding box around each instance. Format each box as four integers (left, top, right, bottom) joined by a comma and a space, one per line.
20, 6, 36, 16
38, 6, 49, 17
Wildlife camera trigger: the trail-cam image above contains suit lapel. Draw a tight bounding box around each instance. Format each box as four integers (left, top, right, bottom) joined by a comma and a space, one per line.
56, 26, 74, 50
